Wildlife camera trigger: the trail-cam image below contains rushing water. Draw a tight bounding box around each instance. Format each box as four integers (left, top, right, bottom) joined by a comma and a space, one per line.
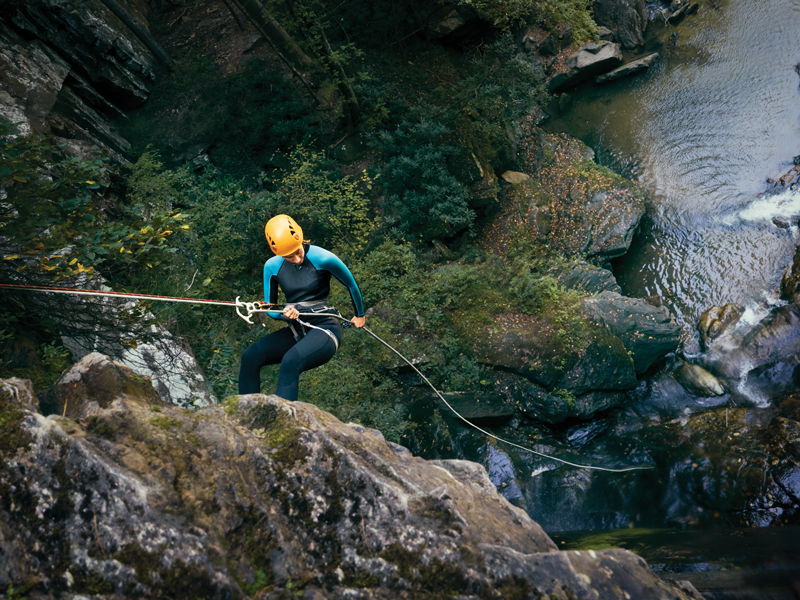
541, 0, 800, 342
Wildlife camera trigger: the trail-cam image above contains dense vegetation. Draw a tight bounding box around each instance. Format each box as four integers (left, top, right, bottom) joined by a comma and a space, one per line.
1, 0, 599, 442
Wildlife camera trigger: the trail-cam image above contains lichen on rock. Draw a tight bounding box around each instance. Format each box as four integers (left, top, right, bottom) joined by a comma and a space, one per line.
0, 354, 701, 599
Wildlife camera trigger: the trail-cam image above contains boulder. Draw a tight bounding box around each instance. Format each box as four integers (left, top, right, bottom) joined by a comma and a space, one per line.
547, 41, 624, 93
697, 303, 744, 351
666, 1, 700, 23
472, 313, 637, 394
673, 362, 726, 396
597, 26, 615, 41
512, 381, 628, 423
549, 261, 622, 295
596, 52, 659, 83
582, 190, 646, 264
0, 358, 700, 599
593, 0, 647, 49
581, 291, 681, 374
521, 131, 646, 265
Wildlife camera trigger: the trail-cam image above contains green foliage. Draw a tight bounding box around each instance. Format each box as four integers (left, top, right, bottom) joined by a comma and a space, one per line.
0, 122, 185, 283
363, 36, 544, 241
369, 104, 474, 240
457, 0, 597, 43
0, 335, 73, 392
539, 0, 598, 45
259, 146, 377, 258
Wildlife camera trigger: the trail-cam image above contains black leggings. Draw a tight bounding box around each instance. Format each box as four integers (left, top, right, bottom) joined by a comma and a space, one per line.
238, 326, 338, 401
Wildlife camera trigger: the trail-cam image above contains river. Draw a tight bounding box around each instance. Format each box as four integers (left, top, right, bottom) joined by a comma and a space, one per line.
541, 0, 800, 347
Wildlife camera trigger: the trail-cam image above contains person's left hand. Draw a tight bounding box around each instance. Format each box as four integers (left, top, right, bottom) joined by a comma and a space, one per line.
351, 316, 365, 329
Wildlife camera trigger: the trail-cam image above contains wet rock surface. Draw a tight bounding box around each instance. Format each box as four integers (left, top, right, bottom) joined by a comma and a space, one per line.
700, 304, 800, 395
596, 52, 659, 83
582, 291, 681, 375
671, 362, 725, 397
0, 355, 701, 599
697, 303, 745, 352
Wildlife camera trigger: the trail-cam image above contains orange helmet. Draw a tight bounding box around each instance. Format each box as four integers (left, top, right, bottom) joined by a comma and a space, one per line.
265, 214, 304, 256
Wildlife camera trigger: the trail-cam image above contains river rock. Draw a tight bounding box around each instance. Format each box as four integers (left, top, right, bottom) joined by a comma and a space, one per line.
702, 304, 800, 389
667, 1, 700, 23
0, 359, 700, 599
593, 0, 647, 49
697, 303, 744, 351
547, 41, 623, 93
549, 261, 622, 294
781, 244, 800, 306
672, 362, 726, 396
581, 291, 681, 374
472, 313, 637, 395
596, 52, 659, 83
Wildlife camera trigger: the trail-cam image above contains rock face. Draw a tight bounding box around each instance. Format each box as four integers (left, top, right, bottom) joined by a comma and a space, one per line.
547, 41, 623, 93
0, 356, 699, 599
593, 0, 647, 49
0, 0, 159, 158
582, 291, 681, 374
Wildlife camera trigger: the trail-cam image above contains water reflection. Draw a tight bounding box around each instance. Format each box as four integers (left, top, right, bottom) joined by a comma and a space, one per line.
542, 0, 800, 330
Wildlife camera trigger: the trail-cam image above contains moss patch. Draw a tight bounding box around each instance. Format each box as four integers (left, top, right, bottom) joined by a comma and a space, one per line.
149, 416, 182, 431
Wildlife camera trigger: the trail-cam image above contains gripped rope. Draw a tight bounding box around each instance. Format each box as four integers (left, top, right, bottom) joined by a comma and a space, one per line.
0, 283, 653, 473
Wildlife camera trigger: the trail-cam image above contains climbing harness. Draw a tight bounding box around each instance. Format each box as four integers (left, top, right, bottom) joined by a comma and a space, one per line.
1, 283, 653, 473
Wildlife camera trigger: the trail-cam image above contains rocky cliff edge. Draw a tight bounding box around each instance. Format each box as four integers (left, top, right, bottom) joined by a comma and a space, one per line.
0, 353, 700, 599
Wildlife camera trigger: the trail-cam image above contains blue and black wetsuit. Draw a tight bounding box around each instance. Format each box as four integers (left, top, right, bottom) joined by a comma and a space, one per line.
238, 244, 365, 400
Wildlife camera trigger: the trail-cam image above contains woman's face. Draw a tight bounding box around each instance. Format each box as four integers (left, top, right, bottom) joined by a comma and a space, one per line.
283, 245, 305, 265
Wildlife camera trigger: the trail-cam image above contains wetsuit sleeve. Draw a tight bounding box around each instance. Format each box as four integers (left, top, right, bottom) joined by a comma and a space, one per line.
312, 247, 366, 317
263, 257, 284, 321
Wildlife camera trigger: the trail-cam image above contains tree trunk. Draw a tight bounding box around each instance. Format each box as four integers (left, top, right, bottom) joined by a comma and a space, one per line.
228, 0, 315, 71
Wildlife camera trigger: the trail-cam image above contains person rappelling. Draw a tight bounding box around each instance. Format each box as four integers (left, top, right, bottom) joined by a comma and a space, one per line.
237, 214, 366, 400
